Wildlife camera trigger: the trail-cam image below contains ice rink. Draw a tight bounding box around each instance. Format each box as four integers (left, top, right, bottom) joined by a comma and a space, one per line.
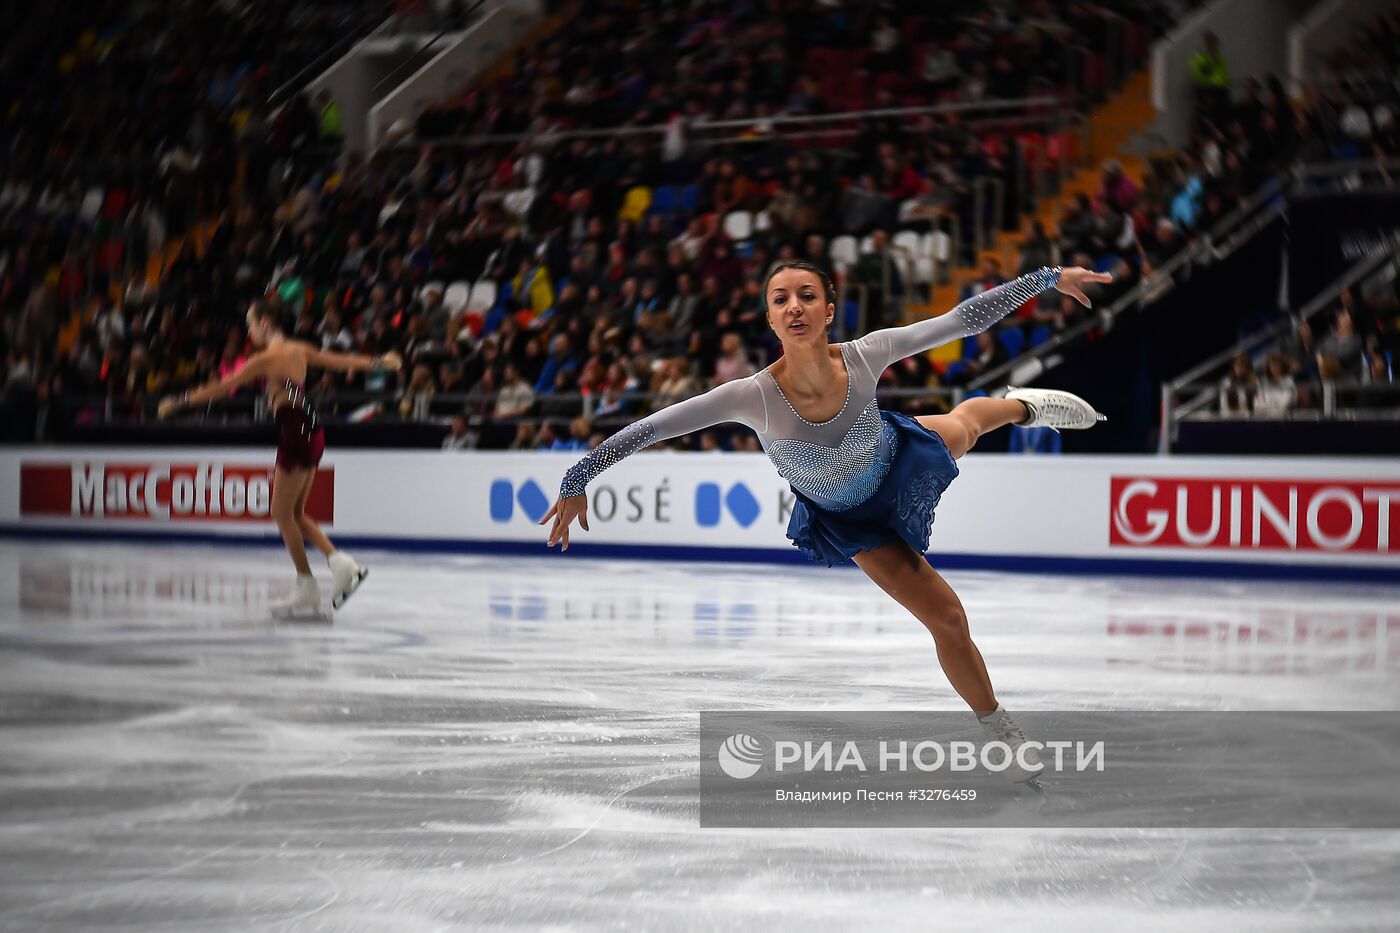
2, 539, 1399, 931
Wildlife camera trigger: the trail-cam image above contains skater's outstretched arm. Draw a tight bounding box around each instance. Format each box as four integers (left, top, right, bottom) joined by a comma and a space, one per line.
850, 266, 1112, 372
302, 344, 404, 374
157, 353, 270, 417
542, 376, 766, 550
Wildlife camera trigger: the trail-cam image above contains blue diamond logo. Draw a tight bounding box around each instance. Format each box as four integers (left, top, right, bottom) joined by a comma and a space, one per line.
725, 483, 760, 527
696, 481, 760, 527
517, 479, 550, 523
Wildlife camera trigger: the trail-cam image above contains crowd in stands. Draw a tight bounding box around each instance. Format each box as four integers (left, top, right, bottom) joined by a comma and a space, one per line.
414, 0, 1169, 136
951, 10, 1400, 389
1202, 11, 1400, 417
1218, 282, 1400, 417
1, 0, 1174, 447
0, 0, 391, 438
4, 0, 1397, 451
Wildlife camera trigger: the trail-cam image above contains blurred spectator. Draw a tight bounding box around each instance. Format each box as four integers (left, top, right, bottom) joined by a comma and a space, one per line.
1016, 221, 1056, 276
1219, 352, 1256, 414
495, 364, 536, 419
398, 363, 437, 419
1190, 31, 1231, 123
950, 331, 1008, 386
1096, 160, 1140, 213
1316, 309, 1364, 377
713, 333, 756, 386
507, 421, 537, 450
441, 412, 478, 450
852, 229, 903, 329
316, 90, 344, 142
557, 417, 593, 452
534, 334, 579, 395
1252, 353, 1297, 416
654, 358, 701, 410
963, 257, 1007, 299
1140, 217, 1182, 274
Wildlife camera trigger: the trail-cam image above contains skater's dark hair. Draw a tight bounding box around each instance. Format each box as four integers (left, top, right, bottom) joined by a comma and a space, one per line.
764, 260, 837, 309
247, 299, 285, 332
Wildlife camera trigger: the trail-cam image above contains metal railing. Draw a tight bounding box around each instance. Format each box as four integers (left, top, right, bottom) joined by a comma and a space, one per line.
367, 29, 461, 101
1158, 242, 1400, 451
413, 95, 1067, 150
1171, 381, 1400, 424
963, 158, 1397, 393
965, 174, 1286, 392
1292, 157, 1400, 195
972, 177, 1006, 256
1307, 69, 1400, 105
266, 2, 398, 108
60, 384, 969, 432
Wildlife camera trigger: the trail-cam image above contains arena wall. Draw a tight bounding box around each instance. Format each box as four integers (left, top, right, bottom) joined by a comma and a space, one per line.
1, 449, 1396, 580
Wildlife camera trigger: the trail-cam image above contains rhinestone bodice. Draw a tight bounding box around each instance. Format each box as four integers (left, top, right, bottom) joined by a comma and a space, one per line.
765, 399, 898, 510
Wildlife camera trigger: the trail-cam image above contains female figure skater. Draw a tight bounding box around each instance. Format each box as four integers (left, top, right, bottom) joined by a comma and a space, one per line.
541, 262, 1111, 779
158, 301, 402, 618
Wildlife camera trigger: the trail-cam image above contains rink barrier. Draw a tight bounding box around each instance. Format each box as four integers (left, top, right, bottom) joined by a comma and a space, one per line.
2, 523, 1398, 582
1, 449, 1397, 582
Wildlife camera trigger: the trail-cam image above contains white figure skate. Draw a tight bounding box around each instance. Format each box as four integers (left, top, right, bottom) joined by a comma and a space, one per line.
979, 705, 1044, 785
328, 551, 369, 610
1005, 387, 1106, 431
271, 575, 331, 623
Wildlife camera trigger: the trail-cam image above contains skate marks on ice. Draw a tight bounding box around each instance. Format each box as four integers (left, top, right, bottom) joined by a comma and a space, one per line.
1, 542, 1399, 929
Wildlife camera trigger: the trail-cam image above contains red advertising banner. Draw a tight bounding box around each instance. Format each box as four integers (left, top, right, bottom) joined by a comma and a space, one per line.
20, 462, 335, 523
1110, 477, 1399, 553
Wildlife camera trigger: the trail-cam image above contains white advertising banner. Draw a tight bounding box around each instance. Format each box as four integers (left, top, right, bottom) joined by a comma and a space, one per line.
1, 448, 1397, 578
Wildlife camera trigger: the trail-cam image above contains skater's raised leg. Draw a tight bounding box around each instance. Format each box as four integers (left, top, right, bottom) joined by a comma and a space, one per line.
917, 397, 1029, 459
917, 388, 1104, 459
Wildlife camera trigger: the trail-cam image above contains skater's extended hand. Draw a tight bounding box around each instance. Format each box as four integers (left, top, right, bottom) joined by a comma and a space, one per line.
1055, 267, 1113, 308
376, 350, 404, 373
156, 395, 181, 420
540, 494, 589, 551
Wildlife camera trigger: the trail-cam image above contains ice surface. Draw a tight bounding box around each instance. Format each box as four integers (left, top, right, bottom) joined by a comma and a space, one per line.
1, 541, 1398, 931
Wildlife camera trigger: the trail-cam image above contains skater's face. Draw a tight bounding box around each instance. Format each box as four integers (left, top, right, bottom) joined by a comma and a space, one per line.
245, 308, 272, 346
766, 268, 834, 345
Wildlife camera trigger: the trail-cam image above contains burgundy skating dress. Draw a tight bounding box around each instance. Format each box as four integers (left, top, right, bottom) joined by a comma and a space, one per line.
274, 379, 325, 471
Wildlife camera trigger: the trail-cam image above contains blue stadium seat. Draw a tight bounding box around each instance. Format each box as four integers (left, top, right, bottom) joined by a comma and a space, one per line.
650, 185, 678, 215
1029, 325, 1052, 348
681, 184, 700, 214
998, 328, 1025, 357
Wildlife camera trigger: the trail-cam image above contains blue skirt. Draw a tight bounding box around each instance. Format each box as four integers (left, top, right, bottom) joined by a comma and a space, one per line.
786, 410, 960, 567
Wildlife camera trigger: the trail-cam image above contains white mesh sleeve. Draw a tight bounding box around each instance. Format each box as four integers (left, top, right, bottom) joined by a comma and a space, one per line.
850, 266, 1062, 373
559, 376, 766, 497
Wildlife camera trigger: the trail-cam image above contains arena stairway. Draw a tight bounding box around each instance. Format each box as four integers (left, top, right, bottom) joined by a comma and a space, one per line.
907, 70, 1157, 365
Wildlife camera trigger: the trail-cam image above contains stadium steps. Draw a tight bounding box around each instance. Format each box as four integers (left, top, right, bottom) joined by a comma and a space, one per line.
904, 70, 1157, 364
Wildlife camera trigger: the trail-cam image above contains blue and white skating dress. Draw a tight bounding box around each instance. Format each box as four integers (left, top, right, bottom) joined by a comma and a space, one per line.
559, 267, 1062, 565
